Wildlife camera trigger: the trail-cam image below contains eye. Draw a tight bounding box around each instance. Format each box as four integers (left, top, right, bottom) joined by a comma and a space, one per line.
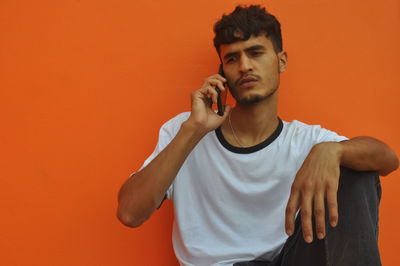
250, 51, 263, 57
226, 56, 238, 63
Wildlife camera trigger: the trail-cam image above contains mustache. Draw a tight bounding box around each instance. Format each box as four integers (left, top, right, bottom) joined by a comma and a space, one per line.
235, 74, 261, 86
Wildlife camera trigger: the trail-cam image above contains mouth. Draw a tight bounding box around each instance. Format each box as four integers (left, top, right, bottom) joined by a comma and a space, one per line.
238, 76, 258, 88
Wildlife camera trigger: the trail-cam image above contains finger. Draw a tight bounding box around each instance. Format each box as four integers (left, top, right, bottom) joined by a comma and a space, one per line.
201, 85, 219, 104
210, 74, 227, 83
208, 78, 226, 93
314, 192, 325, 239
285, 189, 300, 236
301, 192, 313, 243
326, 184, 338, 227
211, 86, 219, 104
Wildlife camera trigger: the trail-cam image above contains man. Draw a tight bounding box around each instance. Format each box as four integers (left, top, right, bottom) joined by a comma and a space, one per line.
117, 5, 398, 266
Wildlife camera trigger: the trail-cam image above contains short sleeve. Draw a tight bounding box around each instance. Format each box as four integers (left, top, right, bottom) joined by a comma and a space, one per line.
286, 120, 349, 161
313, 126, 348, 144
129, 112, 191, 199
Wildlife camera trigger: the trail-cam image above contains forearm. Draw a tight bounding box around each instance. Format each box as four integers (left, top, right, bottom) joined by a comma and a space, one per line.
315, 136, 399, 176
117, 121, 206, 227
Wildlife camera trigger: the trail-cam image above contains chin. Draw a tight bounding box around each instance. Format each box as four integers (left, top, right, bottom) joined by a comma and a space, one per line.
237, 95, 265, 105
235, 88, 278, 105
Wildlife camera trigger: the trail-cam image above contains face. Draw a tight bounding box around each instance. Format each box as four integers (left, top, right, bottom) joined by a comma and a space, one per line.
219, 35, 287, 105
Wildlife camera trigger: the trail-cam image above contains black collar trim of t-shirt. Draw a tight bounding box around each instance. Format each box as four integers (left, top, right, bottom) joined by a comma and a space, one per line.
215, 117, 283, 154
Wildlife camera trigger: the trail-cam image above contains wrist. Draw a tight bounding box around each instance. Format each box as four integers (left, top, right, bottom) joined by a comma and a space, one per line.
181, 119, 208, 142
313, 142, 344, 163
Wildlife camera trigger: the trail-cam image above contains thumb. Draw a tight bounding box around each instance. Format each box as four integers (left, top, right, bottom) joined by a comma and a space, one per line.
220, 104, 232, 121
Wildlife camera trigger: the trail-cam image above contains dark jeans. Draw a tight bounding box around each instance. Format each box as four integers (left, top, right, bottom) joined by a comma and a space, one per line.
234, 166, 382, 266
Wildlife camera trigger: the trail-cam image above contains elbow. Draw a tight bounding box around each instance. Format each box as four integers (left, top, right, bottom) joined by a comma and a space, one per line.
116, 206, 147, 228
380, 150, 399, 176
117, 216, 142, 228
389, 152, 399, 174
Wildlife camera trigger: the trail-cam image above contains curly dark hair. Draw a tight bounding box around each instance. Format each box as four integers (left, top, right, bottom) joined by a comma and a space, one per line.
213, 5, 283, 55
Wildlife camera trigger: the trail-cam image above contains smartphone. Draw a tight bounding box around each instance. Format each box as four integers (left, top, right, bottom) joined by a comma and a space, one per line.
216, 64, 227, 116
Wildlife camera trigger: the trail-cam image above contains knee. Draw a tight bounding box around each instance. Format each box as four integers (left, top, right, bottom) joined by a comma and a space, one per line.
336, 166, 381, 216
338, 166, 380, 197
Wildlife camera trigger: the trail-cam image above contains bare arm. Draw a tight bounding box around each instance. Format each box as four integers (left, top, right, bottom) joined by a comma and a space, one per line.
339, 136, 399, 176
285, 136, 398, 243
116, 74, 231, 228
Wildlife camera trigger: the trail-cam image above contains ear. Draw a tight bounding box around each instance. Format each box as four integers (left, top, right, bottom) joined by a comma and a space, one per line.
277, 51, 288, 73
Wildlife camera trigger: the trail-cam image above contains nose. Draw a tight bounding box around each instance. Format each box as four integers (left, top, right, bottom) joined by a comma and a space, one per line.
239, 54, 252, 73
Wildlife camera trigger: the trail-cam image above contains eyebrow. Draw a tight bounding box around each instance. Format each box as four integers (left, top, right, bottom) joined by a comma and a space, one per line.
223, 45, 266, 61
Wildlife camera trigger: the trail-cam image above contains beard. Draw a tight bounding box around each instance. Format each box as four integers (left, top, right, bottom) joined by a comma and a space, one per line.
227, 81, 279, 105
234, 93, 266, 105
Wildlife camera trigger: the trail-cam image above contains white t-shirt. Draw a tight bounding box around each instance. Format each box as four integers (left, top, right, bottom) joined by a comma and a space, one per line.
138, 112, 347, 266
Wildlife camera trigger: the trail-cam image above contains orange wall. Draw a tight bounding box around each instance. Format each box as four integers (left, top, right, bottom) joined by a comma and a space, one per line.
1, 0, 399, 265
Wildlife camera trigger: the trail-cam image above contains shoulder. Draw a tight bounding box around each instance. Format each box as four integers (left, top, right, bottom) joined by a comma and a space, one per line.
283, 119, 323, 130
282, 119, 321, 135
281, 119, 347, 143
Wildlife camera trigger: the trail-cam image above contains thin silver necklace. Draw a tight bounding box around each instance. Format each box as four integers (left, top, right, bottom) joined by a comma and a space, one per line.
228, 110, 244, 147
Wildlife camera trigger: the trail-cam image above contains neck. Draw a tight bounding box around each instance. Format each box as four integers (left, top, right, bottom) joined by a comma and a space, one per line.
222, 91, 279, 147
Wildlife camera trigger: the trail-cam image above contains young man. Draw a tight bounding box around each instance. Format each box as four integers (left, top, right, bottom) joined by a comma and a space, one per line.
117, 5, 398, 266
